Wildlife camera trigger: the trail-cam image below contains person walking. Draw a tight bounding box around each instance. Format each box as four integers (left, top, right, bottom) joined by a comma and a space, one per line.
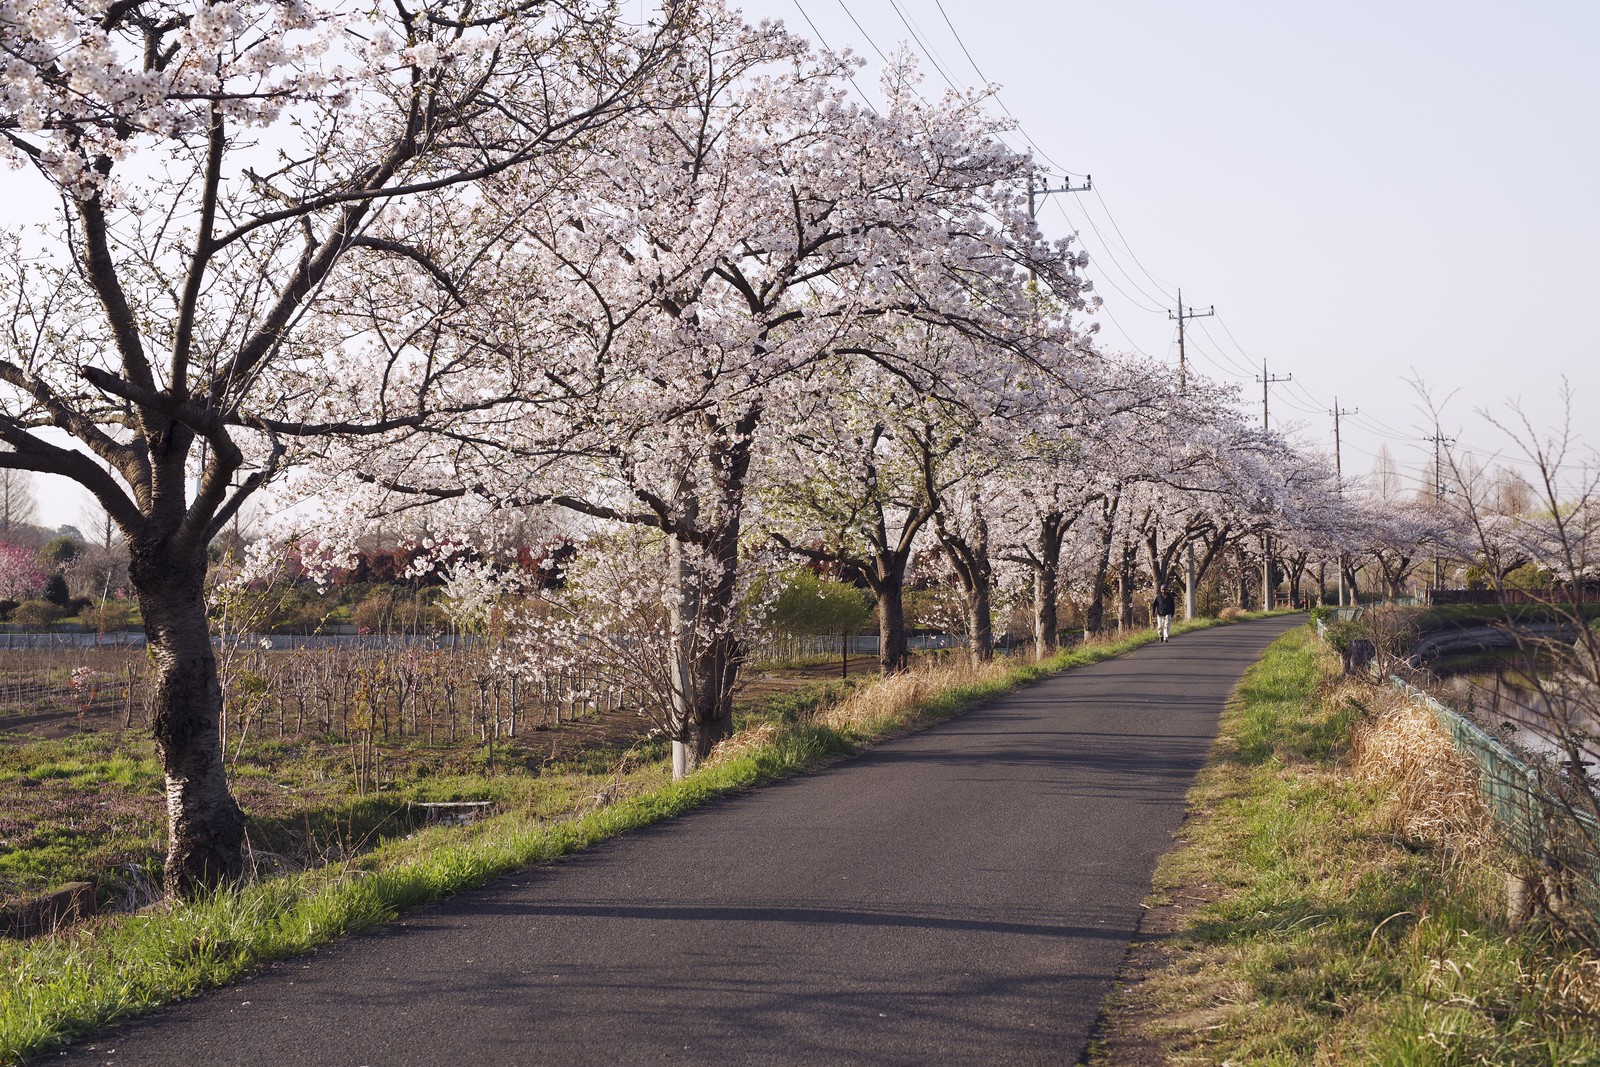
1153, 584, 1176, 642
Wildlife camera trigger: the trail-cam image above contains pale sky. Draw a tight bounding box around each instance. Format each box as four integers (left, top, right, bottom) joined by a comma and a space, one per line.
12, 0, 1599, 527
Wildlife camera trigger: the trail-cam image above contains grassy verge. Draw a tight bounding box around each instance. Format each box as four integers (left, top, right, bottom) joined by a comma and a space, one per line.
0, 612, 1277, 1064
1091, 626, 1600, 1066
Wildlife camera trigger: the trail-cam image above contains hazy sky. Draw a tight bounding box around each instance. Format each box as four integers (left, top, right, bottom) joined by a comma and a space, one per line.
11, 0, 1598, 527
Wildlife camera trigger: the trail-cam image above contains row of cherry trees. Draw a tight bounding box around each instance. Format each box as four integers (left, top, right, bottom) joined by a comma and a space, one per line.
0, 0, 1436, 892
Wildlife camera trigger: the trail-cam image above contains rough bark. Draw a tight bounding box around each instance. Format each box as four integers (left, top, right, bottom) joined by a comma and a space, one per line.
1116, 541, 1137, 632
875, 576, 909, 673
1032, 529, 1059, 659
665, 432, 750, 777
1235, 546, 1253, 609
133, 539, 245, 895
1084, 492, 1120, 634
935, 496, 993, 661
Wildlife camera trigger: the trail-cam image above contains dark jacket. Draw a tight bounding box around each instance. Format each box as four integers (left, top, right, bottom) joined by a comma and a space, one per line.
1154, 592, 1177, 617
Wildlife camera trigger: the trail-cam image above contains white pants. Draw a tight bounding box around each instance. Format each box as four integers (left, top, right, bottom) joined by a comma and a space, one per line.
1157, 614, 1173, 640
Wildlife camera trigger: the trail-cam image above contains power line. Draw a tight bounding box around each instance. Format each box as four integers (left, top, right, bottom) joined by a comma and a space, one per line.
791, 0, 879, 110
884, 0, 967, 96
929, 0, 1087, 178
1050, 196, 1170, 311
833, 0, 888, 64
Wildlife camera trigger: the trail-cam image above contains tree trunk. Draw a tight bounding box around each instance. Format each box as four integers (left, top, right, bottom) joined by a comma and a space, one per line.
965, 579, 993, 662
133, 542, 245, 897
936, 498, 994, 662
1033, 556, 1058, 659
1117, 542, 1136, 631
666, 505, 741, 778
1084, 496, 1119, 634
875, 577, 909, 673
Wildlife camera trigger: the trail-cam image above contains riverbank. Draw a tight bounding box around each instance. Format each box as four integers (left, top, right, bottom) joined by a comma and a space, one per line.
1090, 626, 1600, 1064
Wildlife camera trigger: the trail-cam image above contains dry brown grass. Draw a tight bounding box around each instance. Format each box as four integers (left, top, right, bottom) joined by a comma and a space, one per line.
1346, 681, 1497, 867
703, 720, 781, 768
811, 654, 1012, 732
1531, 948, 1600, 1020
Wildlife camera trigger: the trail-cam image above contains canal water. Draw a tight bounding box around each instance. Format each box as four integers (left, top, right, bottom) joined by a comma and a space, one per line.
1431, 663, 1600, 772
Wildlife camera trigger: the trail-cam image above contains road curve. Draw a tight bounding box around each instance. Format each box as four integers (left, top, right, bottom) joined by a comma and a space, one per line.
61, 616, 1303, 1067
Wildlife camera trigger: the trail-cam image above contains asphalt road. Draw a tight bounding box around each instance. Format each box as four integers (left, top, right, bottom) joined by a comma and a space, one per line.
62, 616, 1302, 1067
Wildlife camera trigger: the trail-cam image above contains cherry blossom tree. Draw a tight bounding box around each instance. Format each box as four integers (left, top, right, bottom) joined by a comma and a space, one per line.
0, 0, 681, 893
310, 18, 1091, 771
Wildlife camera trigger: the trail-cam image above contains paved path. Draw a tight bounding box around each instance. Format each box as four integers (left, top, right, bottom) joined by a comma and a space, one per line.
63, 616, 1302, 1066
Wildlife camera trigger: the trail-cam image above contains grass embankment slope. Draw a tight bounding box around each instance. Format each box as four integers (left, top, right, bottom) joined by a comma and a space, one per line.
1093, 626, 1600, 1065
0, 614, 1274, 1064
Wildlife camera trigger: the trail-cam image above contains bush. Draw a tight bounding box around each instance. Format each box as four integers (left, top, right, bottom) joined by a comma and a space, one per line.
1218, 605, 1248, 621
766, 569, 874, 635
36, 535, 80, 573
351, 595, 395, 634
0, 599, 15, 620
1321, 618, 1363, 654
42, 573, 70, 607
12, 599, 67, 628
86, 599, 136, 633
1308, 604, 1335, 626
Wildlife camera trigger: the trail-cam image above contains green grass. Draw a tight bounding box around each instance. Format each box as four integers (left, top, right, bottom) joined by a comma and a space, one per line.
1092, 625, 1600, 1065
0, 611, 1282, 1064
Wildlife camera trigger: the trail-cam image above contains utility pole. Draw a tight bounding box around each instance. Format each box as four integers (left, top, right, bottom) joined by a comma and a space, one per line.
1423, 426, 1455, 595
1168, 289, 1213, 619
1255, 358, 1291, 432
1254, 359, 1292, 610
1329, 398, 1357, 608
1025, 172, 1091, 282
1167, 289, 1214, 394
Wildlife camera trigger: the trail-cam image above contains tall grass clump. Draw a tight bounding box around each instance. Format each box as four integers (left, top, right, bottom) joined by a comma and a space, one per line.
1347, 682, 1497, 869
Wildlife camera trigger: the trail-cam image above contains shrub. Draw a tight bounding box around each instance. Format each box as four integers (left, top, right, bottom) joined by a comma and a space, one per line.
1218, 605, 1248, 621
42, 573, 70, 607
1308, 604, 1336, 626
36, 534, 80, 572
86, 599, 136, 633
0, 598, 15, 620
12, 599, 67, 628
351, 595, 396, 634
1360, 605, 1416, 667
1321, 618, 1363, 654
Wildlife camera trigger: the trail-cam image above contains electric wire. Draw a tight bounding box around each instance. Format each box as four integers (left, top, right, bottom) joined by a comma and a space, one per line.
1089, 187, 1176, 294
833, 0, 888, 64
1049, 200, 1168, 315
885, 0, 967, 93
1050, 197, 1171, 312
928, 0, 1087, 178
792, 0, 879, 110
